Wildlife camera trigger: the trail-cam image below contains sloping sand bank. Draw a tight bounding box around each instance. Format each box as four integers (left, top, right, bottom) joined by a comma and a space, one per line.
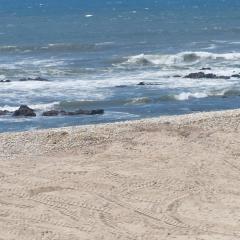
1, 110, 240, 240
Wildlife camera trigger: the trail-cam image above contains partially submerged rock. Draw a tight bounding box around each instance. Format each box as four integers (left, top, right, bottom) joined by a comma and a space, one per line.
90, 109, 104, 115
200, 67, 211, 70
13, 105, 36, 117
232, 74, 240, 78
1, 106, 104, 118
42, 109, 104, 117
42, 110, 59, 116
62, 109, 104, 116
185, 72, 230, 79
0, 80, 11, 83
115, 85, 128, 88
19, 77, 49, 82
137, 82, 162, 86
0, 110, 10, 116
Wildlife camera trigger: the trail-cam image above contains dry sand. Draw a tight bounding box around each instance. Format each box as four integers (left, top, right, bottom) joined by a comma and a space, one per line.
1, 110, 240, 240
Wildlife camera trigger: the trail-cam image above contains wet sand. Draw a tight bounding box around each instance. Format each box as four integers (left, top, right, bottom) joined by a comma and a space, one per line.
1, 110, 240, 240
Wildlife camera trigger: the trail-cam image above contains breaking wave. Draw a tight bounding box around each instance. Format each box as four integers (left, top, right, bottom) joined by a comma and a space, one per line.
118, 52, 240, 68
53, 89, 240, 110
0, 102, 58, 112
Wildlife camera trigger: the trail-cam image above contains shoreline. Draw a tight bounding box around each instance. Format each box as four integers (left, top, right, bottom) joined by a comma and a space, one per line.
1, 107, 240, 137
1, 108, 240, 158
1, 108, 240, 239
2, 107, 240, 132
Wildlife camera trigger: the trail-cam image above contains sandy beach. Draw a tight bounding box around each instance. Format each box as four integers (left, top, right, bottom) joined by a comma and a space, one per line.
1, 110, 240, 239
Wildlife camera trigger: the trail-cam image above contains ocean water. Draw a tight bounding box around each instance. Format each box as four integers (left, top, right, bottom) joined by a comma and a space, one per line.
1, 0, 240, 132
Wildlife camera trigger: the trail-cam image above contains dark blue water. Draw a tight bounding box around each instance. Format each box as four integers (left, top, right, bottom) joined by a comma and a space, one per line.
1, 0, 240, 132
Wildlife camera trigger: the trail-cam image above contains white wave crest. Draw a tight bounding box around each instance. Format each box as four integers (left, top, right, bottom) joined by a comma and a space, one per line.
123, 51, 240, 67
174, 92, 208, 101
0, 102, 58, 112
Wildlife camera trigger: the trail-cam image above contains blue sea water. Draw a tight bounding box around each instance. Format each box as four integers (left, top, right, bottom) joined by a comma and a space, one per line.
1, 0, 240, 132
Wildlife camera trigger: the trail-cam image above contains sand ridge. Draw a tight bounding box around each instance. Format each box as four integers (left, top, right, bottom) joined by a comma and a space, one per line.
1, 110, 240, 239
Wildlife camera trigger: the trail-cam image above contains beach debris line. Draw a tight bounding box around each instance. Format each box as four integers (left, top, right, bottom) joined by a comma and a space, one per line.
0, 105, 105, 117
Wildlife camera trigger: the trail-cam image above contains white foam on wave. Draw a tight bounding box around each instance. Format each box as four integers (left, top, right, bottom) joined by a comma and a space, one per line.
0, 77, 112, 106
0, 102, 59, 112
202, 44, 217, 50
174, 92, 208, 101
0, 58, 66, 74
0, 45, 17, 51
229, 41, 240, 45
0, 75, 6, 80
95, 42, 114, 46
173, 87, 240, 101
0, 106, 19, 111
122, 51, 240, 67
16, 59, 65, 67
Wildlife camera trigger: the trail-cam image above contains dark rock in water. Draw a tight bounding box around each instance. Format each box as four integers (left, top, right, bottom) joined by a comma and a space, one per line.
219, 75, 231, 79
13, 105, 36, 117
137, 81, 163, 86
19, 77, 49, 82
200, 67, 211, 70
42, 110, 59, 116
60, 111, 74, 116
0, 80, 11, 83
115, 85, 128, 88
185, 72, 214, 79
89, 109, 104, 115
204, 73, 218, 78
135, 58, 151, 66
185, 72, 229, 79
62, 109, 104, 116
42, 109, 105, 117
232, 74, 240, 78
173, 75, 181, 78
0, 110, 10, 116
148, 82, 163, 86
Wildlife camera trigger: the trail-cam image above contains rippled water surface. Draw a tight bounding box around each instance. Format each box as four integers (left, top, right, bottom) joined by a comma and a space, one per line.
1, 0, 240, 132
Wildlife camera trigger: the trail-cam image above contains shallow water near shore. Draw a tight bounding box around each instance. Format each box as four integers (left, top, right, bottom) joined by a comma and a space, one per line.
1, 0, 240, 132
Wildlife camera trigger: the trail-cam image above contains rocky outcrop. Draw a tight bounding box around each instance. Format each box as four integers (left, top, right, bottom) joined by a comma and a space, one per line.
13, 105, 36, 117
232, 74, 240, 78
62, 109, 104, 116
1, 105, 104, 118
42, 110, 59, 116
200, 67, 211, 70
0, 110, 10, 116
137, 82, 162, 86
19, 77, 49, 82
115, 85, 128, 88
184, 72, 230, 79
173, 75, 181, 78
42, 109, 104, 117
0, 80, 11, 83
